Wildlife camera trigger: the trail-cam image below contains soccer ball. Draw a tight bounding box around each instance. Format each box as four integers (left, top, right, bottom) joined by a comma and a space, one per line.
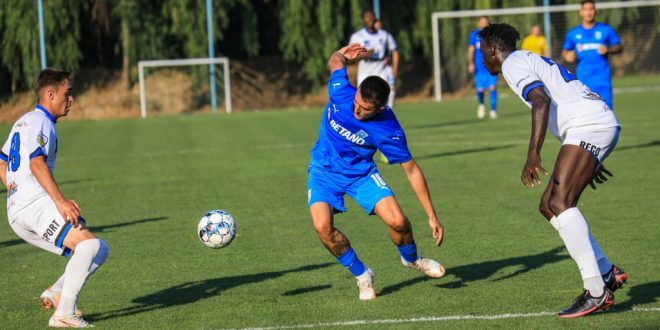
197, 210, 237, 249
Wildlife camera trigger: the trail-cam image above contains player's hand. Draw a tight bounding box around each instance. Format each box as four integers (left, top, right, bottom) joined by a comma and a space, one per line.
521, 156, 548, 188
428, 216, 444, 247
468, 63, 475, 74
589, 165, 613, 189
340, 43, 368, 62
597, 45, 608, 55
55, 199, 82, 227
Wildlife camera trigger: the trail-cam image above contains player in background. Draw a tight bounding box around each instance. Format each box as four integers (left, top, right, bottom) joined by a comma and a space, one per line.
479, 23, 626, 318
467, 16, 498, 119
0, 68, 108, 328
349, 8, 398, 108
562, 0, 622, 109
521, 25, 550, 57
308, 43, 445, 301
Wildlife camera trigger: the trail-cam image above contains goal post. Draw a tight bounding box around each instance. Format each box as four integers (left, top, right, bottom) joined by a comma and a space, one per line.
431, 0, 660, 101
138, 57, 232, 118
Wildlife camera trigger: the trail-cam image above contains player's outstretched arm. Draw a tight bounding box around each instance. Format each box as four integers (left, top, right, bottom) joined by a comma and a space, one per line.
400, 159, 444, 246
30, 155, 82, 226
522, 87, 551, 188
328, 44, 369, 72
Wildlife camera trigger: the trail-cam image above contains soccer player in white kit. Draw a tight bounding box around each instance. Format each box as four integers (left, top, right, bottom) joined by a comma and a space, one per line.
349, 9, 398, 108
0, 68, 108, 327
478, 24, 626, 318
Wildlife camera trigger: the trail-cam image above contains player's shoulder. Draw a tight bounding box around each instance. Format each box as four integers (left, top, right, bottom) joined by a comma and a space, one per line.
595, 22, 617, 33
566, 25, 582, 36
503, 50, 530, 67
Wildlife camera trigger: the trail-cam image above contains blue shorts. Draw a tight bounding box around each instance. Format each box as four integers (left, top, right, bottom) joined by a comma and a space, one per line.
474, 72, 498, 90
307, 166, 394, 215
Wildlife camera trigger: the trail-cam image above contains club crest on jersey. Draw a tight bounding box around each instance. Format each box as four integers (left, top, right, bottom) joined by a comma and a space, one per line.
37, 132, 48, 147
595, 31, 602, 40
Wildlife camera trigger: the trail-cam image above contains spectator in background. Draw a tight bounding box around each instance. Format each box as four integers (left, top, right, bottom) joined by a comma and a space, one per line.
562, 0, 622, 109
521, 25, 550, 57
467, 16, 498, 119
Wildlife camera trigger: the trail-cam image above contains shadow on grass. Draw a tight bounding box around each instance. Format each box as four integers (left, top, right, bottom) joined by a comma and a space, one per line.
416, 144, 516, 160
611, 281, 660, 313
0, 216, 168, 249
436, 246, 568, 289
282, 284, 332, 296
86, 262, 335, 322
616, 140, 660, 152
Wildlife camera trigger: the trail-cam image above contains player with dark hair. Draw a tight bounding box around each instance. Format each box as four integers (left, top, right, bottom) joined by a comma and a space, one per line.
478, 23, 626, 318
307, 44, 445, 301
468, 16, 498, 119
0, 68, 108, 327
562, 0, 622, 109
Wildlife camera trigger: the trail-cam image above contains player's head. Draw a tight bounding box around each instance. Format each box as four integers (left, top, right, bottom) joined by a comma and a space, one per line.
355, 76, 389, 120
477, 16, 490, 29
34, 68, 74, 118
478, 23, 521, 74
531, 25, 541, 36
580, 0, 597, 24
361, 8, 376, 31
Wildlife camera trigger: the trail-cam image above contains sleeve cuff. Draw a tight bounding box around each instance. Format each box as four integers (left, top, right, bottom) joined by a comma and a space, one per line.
522, 81, 545, 102
0, 151, 8, 162
29, 147, 45, 159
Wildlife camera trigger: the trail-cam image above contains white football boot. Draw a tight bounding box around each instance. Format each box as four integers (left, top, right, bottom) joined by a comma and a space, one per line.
477, 104, 486, 119
489, 110, 498, 119
356, 268, 376, 301
40, 287, 83, 317
48, 314, 93, 328
401, 257, 446, 278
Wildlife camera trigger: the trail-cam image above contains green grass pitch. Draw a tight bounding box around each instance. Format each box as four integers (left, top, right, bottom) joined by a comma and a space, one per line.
0, 91, 659, 329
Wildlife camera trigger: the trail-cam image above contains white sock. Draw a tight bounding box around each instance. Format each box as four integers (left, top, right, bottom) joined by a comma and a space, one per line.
50, 274, 66, 292
55, 239, 102, 316
555, 208, 604, 296
589, 232, 613, 275
387, 90, 395, 109
50, 239, 108, 294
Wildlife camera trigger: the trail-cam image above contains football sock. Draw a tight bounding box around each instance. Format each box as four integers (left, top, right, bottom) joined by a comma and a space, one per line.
476, 91, 484, 104
387, 90, 396, 109
337, 247, 366, 277
55, 239, 103, 316
490, 89, 498, 110
50, 274, 66, 292
554, 207, 604, 296
397, 241, 419, 263
50, 239, 108, 293
589, 232, 613, 275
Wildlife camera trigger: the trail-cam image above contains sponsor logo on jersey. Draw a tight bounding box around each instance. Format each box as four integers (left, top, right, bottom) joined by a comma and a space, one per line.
515, 75, 530, 88
577, 43, 602, 52
37, 132, 48, 147
41, 219, 61, 243
14, 121, 28, 128
329, 119, 366, 145
579, 141, 601, 156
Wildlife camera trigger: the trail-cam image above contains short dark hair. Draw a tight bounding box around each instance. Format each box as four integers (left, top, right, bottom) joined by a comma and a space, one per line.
581, 0, 595, 6
478, 23, 520, 53
34, 68, 73, 96
361, 8, 374, 18
358, 76, 390, 108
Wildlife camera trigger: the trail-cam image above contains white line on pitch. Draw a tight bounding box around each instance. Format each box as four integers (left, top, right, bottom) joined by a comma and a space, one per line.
227, 307, 660, 330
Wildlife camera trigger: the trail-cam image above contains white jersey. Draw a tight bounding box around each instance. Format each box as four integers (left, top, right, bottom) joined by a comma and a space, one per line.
502, 50, 619, 140
349, 28, 397, 85
1, 105, 58, 220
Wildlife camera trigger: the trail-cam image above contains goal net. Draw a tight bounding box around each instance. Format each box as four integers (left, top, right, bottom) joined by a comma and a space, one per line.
431, 0, 660, 101
138, 57, 232, 118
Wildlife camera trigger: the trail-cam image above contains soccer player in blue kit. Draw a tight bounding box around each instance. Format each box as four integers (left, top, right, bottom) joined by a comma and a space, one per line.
562, 0, 622, 109
468, 16, 498, 119
308, 43, 445, 301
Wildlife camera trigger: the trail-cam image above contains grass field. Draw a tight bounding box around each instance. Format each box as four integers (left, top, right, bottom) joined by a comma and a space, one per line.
0, 91, 659, 329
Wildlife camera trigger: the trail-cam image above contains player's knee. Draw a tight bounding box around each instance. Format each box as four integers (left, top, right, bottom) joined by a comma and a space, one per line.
547, 195, 571, 216
312, 220, 333, 238
538, 200, 553, 219
388, 215, 409, 234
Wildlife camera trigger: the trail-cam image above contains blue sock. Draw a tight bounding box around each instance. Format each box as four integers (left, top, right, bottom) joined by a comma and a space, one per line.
397, 241, 419, 263
337, 247, 366, 276
490, 89, 498, 111
476, 91, 484, 104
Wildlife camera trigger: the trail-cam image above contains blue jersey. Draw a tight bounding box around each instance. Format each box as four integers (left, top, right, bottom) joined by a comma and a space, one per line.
309, 68, 412, 176
563, 22, 620, 86
469, 29, 488, 74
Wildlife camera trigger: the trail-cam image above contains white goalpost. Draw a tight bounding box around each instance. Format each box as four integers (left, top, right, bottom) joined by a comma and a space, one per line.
138, 57, 232, 118
431, 0, 660, 101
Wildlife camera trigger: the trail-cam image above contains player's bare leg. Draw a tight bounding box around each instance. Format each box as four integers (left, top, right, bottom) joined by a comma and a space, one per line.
310, 202, 374, 300
49, 224, 108, 327
375, 197, 445, 278
545, 145, 614, 318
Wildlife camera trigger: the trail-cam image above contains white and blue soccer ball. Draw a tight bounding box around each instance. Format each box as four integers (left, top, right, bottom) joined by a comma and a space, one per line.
197, 210, 237, 249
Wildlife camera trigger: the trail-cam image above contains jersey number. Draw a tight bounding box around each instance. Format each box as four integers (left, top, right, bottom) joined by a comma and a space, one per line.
8, 132, 21, 172
540, 56, 577, 82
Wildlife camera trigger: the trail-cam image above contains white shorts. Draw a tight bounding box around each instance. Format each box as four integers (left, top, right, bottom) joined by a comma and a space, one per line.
562, 126, 620, 164
8, 195, 74, 257
381, 66, 396, 87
